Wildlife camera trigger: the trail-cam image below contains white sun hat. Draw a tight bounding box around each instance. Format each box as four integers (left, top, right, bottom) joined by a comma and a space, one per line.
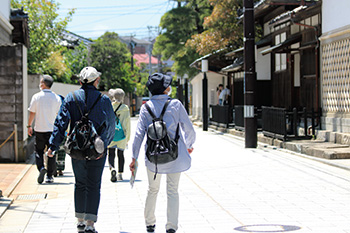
79, 66, 102, 83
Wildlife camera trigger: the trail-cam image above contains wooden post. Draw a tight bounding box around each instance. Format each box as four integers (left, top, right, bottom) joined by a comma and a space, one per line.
303, 107, 307, 136
293, 108, 298, 138
14, 124, 18, 162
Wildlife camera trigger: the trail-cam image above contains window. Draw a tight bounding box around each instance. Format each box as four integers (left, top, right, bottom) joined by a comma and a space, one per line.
275, 32, 287, 71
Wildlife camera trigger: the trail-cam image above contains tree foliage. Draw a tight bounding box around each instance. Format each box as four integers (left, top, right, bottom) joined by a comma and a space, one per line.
89, 32, 137, 92
153, 0, 212, 77
186, 0, 243, 56
62, 42, 89, 82
11, 0, 74, 79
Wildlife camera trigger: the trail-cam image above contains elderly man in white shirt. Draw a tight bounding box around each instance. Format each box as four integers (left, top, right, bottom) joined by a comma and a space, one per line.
28, 75, 62, 184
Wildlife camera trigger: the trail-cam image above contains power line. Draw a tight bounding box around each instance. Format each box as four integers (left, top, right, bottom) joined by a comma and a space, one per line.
58, 3, 162, 10
131, 1, 168, 34
73, 27, 153, 33
67, 2, 167, 29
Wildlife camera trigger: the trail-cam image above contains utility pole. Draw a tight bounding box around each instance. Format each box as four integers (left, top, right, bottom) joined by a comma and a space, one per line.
129, 36, 136, 71
202, 60, 208, 131
243, 0, 257, 148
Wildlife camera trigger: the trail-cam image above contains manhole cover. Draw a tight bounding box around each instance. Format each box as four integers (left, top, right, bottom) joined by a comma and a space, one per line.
234, 224, 301, 232
16, 193, 47, 200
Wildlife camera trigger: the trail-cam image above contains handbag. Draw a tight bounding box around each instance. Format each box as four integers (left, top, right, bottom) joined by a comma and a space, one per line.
113, 103, 126, 142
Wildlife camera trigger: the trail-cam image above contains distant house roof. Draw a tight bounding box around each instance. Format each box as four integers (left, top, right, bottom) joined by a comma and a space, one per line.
60, 30, 93, 48
189, 47, 233, 72
238, 0, 320, 22
134, 54, 159, 66
10, 8, 29, 47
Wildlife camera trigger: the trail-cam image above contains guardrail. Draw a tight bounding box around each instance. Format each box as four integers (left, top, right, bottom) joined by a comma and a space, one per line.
262, 107, 322, 141
234, 105, 244, 130
209, 105, 233, 128
0, 124, 18, 162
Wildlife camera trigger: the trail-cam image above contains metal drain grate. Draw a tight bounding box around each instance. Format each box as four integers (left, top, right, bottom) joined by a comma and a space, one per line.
17, 193, 47, 200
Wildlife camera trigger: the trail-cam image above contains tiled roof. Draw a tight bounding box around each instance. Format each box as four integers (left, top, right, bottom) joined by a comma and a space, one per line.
133, 54, 159, 66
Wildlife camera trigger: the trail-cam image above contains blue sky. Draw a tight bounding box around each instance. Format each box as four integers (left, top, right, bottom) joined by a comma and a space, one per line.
57, 0, 176, 40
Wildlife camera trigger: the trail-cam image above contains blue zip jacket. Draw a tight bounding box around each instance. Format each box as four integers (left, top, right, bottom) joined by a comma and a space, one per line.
49, 85, 115, 151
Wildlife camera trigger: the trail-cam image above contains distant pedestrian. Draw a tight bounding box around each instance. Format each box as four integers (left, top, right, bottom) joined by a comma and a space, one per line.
47, 66, 115, 233
107, 88, 131, 182
27, 75, 62, 184
219, 85, 230, 106
129, 73, 196, 233
217, 84, 223, 105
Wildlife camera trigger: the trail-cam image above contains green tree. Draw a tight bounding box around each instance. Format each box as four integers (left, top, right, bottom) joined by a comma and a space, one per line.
11, 0, 74, 79
186, 0, 263, 56
89, 32, 135, 92
62, 42, 89, 82
187, 0, 243, 56
153, 0, 212, 77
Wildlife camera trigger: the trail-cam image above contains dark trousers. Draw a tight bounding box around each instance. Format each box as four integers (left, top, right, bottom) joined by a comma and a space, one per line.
108, 148, 125, 173
35, 132, 56, 177
71, 154, 106, 222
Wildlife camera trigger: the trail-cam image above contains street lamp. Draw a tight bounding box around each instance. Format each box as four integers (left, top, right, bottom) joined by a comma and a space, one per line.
202, 59, 208, 131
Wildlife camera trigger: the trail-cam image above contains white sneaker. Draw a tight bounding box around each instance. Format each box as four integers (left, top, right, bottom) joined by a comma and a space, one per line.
77, 221, 85, 233
85, 225, 98, 233
117, 173, 123, 181
45, 176, 54, 183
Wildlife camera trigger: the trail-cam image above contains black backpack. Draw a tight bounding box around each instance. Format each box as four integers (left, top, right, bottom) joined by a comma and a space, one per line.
64, 91, 105, 160
145, 100, 180, 177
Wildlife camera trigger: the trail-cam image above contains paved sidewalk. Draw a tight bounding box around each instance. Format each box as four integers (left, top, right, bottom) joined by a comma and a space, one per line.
0, 118, 350, 233
0, 162, 33, 218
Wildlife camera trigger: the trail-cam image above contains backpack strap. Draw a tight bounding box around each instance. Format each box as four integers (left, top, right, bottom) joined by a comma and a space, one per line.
73, 92, 102, 118
145, 99, 171, 120
73, 93, 84, 117
86, 93, 102, 116
174, 123, 180, 143
144, 102, 157, 119
114, 103, 122, 124
114, 103, 122, 115
159, 100, 171, 120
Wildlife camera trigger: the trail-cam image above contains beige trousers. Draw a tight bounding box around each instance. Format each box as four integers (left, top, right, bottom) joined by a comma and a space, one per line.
145, 168, 181, 231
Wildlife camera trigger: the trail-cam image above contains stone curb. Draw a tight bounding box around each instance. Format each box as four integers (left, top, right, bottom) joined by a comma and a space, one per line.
0, 198, 13, 218
192, 121, 350, 171
0, 163, 33, 218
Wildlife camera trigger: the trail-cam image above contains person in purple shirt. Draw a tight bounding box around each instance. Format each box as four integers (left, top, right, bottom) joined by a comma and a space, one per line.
130, 73, 196, 233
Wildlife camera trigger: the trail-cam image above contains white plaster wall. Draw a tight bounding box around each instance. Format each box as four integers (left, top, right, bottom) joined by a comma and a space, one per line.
322, 0, 350, 34
190, 73, 202, 120
27, 75, 80, 107
0, 0, 10, 20
190, 71, 224, 120
257, 46, 271, 80
51, 82, 81, 98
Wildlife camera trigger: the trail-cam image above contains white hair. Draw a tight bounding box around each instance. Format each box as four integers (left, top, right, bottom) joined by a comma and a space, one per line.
108, 88, 125, 103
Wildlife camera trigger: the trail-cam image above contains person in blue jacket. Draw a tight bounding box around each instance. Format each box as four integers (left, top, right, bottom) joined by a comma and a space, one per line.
47, 67, 115, 233
130, 73, 196, 233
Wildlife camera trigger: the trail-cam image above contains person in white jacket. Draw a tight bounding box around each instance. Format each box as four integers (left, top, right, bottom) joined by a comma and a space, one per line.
130, 73, 196, 233
108, 88, 131, 182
